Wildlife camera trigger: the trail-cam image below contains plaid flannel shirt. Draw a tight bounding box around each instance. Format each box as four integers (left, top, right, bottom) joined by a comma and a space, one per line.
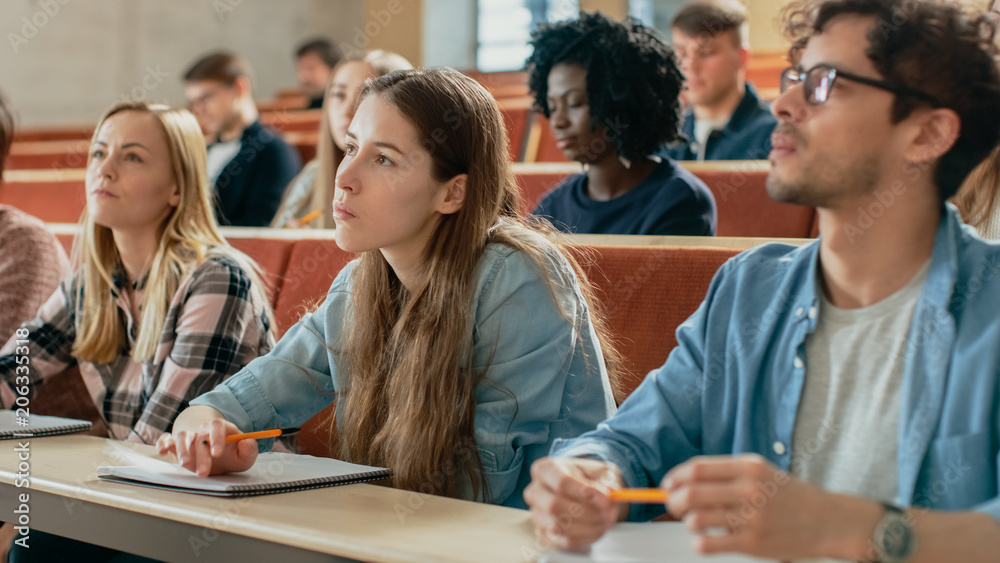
0, 254, 275, 444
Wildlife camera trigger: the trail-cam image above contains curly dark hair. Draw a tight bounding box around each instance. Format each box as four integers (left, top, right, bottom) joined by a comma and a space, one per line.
781, 0, 1000, 201
524, 11, 684, 162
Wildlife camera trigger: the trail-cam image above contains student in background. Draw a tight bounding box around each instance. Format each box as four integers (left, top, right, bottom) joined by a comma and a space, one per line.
0, 89, 69, 346
525, 1, 1000, 561
183, 52, 301, 226
663, 1, 777, 161
158, 68, 619, 509
272, 50, 413, 229
952, 145, 1000, 239
527, 12, 717, 236
295, 38, 344, 110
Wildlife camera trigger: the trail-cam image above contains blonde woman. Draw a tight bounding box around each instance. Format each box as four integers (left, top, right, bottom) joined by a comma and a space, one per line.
0, 101, 275, 444
160, 68, 619, 508
271, 49, 413, 229
952, 145, 1000, 240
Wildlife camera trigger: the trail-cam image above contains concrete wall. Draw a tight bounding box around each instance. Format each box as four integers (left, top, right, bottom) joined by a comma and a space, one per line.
16, 0, 946, 127
1, 0, 362, 127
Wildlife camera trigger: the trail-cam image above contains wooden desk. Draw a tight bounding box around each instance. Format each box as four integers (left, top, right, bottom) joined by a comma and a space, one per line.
0, 436, 542, 562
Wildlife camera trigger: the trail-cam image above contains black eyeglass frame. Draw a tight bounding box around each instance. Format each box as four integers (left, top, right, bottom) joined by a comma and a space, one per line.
780, 64, 944, 108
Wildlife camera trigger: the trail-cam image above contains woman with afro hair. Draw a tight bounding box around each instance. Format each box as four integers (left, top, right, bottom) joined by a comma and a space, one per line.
526, 12, 717, 236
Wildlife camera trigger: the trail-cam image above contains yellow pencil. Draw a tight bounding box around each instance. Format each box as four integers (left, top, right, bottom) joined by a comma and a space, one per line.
297, 209, 323, 226
225, 427, 300, 443
608, 488, 669, 503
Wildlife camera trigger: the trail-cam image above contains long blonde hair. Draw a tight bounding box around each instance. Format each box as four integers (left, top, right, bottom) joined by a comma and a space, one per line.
73, 102, 273, 364
275, 50, 413, 229
953, 144, 1000, 234
336, 68, 620, 501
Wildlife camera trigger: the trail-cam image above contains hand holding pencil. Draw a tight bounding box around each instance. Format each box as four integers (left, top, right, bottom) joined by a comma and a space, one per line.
156, 410, 261, 477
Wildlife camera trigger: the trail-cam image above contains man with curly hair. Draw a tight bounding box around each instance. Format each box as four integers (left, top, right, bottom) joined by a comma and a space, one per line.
664, 1, 776, 162
525, 12, 717, 236
526, 1, 1000, 561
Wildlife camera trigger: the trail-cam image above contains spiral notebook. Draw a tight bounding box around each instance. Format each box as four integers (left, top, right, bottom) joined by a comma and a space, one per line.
0, 411, 92, 439
98, 451, 391, 497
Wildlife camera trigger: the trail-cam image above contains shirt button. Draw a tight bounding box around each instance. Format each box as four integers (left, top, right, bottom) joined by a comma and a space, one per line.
773, 441, 787, 455
808, 307, 817, 319
795, 307, 804, 317
794, 356, 804, 369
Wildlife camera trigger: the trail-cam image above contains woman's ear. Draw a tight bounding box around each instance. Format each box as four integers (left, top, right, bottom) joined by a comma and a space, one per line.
168, 183, 181, 208
437, 174, 467, 215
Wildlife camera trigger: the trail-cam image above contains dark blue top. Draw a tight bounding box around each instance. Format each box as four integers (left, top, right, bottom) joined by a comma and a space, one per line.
212, 121, 302, 227
531, 158, 717, 236
663, 83, 777, 162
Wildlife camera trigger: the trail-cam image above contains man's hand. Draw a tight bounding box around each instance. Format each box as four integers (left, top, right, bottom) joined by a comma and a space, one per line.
663, 454, 877, 560
523, 457, 630, 553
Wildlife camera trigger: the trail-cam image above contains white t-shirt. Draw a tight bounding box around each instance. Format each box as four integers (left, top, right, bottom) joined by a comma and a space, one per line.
791, 260, 930, 563
206, 138, 241, 187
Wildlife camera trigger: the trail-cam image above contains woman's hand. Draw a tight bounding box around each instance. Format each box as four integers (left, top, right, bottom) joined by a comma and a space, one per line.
156, 415, 258, 477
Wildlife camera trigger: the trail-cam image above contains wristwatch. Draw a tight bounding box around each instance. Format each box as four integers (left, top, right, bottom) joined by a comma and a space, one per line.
872, 503, 916, 563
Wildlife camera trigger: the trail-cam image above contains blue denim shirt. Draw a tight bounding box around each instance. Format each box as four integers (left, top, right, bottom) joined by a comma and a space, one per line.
553, 204, 1000, 522
192, 242, 616, 509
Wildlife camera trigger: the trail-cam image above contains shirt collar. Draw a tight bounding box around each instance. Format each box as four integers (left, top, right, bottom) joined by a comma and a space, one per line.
111, 264, 149, 294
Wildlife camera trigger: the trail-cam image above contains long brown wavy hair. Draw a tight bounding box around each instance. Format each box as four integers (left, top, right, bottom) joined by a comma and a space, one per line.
334, 68, 620, 501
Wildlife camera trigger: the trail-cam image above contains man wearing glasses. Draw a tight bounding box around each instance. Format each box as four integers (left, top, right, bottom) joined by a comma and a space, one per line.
183, 52, 301, 227
525, 1, 1000, 561
664, 1, 776, 161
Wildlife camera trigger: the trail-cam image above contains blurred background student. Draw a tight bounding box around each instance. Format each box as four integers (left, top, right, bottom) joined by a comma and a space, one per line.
527, 12, 717, 236
271, 50, 412, 229
294, 38, 344, 110
183, 52, 301, 226
0, 89, 69, 347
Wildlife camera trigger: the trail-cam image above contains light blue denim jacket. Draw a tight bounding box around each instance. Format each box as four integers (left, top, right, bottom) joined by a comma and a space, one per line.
554, 204, 1000, 522
192, 242, 616, 508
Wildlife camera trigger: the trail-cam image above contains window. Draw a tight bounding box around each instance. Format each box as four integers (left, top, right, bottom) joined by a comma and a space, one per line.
628, 0, 689, 40
476, 0, 580, 72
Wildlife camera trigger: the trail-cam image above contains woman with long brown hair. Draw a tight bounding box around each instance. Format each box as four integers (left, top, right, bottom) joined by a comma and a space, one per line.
160, 68, 619, 507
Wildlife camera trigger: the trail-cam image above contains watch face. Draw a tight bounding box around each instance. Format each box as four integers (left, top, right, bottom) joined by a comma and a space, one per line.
878, 511, 915, 560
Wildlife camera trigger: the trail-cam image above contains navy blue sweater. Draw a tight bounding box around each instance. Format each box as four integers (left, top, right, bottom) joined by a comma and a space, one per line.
212, 121, 302, 227
531, 158, 717, 236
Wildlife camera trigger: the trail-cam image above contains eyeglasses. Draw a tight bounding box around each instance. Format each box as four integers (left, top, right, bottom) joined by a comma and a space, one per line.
779, 64, 943, 107
186, 86, 226, 110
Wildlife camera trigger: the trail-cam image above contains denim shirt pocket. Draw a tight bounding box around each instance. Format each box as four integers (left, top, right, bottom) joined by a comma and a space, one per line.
915, 431, 995, 510
479, 446, 525, 504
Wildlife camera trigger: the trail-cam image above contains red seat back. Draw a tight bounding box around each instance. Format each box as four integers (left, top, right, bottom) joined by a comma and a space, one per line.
694, 168, 816, 238
274, 238, 355, 335
1, 180, 85, 223
571, 244, 741, 401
